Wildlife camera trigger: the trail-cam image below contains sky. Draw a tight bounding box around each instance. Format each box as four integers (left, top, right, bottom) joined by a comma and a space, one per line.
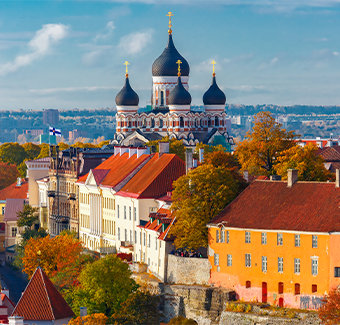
1, 0, 340, 109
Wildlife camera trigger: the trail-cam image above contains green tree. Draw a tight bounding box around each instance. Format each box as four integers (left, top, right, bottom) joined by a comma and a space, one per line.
274, 143, 334, 181
0, 142, 28, 165
170, 164, 239, 249
235, 111, 298, 176
111, 290, 163, 325
68, 255, 138, 317
145, 136, 186, 161
16, 205, 39, 228
22, 143, 41, 160
37, 143, 50, 159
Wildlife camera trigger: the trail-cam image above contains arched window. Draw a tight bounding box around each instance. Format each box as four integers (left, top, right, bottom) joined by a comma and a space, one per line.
151, 117, 155, 128
215, 116, 219, 127
142, 117, 146, 128
159, 118, 163, 128
208, 117, 211, 127
160, 91, 165, 106
180, 117, 184, 128
195, 119, 197, 127
128, 117, 132, 128
200, 119, 203, 127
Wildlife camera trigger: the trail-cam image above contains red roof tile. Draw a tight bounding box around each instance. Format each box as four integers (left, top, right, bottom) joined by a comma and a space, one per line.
318, 146, 340, 162
116, 153, 185, 198
0, 179, 28, 201
91, 169, 110, 185
12, 267, 74, 321
210, 180, 340, 233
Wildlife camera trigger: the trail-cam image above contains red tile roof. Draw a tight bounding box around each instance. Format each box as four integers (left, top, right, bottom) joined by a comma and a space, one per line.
91, 169, 110, 185
0, 179, 28, 201
116, 153, 186, 199
77, 152, 151, 189
3, 199, 25, 222
210, 180, 340, 233
12, 267, 74, 321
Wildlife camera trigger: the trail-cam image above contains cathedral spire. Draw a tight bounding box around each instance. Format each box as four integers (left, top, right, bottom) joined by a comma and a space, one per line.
167, 11, 173, 34
211, 60, 216, 77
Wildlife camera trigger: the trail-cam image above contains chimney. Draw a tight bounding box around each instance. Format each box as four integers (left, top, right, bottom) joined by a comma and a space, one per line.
16, 178, 22, 187
270, 175, 282, 181
199, 148, 204, 163
114, 146, 120, 156
8, 317, 24, 325
159, 142, 169, 156
336, 169, 340, 188
243, 170, 249, 183
185, 148, 193, 174
137, 147, 150, 159
119, 146, 129, 156
1, 288, 9, 298
287, 169, 298, 187
128, 147, 137, 158
80, 307, 87, 317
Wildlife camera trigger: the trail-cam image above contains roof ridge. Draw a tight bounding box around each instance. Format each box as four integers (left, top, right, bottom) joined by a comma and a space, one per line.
40, 268, 55, 320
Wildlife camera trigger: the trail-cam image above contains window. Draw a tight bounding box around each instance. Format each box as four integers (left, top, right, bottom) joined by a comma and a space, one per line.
117, 205, 120, 218
151, 118, 155, 128
118, 227, 120, 240
215, 116, 219, 127
294, 258, 300, 274
261, 232, 267, 245
312, 235, 318, 248
124, 229, 127, 241
262, 256, 267, 273
245, 253, 251, 267
179, 117, 184, 128
214, 253, 219, 266
312, 258, 318, 276
148, 257, 150, 266
11, 227, 17, 237
124, 206, 126, 219
159, 259, 161, 267
226, 231, 229, 243
245, 231, 251, 244
143, 233, 146, 246
334, 267, 340, 277
1, 207, 4, 215
312, 284, 317, 293
278, 257, 283, 273
155, 238, 157, 250
220, 229, 225, 243
159, 118, 163, 128
227, 254, 232, 266
278, 282, 284, 294
277, 233, 283, 246
295, 234, 300, 247
246, 281, 251, 288
148, 234, 151, 248
134, 207, 137, 221
216, 230, 219, 243
135, 231, 137, 244
130, 230, 132, 243
129, 207, 131, 220
295, 283, 300, 295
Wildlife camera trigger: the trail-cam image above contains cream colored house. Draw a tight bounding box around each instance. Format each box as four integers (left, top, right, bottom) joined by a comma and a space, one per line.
36, 177, 49, 229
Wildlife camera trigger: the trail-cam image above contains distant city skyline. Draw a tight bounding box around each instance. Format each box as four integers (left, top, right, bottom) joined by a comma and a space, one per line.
0, 1, 340, 109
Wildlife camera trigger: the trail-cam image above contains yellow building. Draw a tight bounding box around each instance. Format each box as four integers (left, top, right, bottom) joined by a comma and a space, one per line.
208, 170, 340, 310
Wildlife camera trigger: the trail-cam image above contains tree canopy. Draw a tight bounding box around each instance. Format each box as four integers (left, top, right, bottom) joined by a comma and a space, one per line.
0, 162, 19, 190
68, 313, 108, 325
235, 111, 298, 176
145, 136, 186, 161
170, 163, 240, 249
0, 142, 28, 165
318, 289, 340, 324
274, 143, 334, 181
16, 205, 39, 228
68, 254, 138, 317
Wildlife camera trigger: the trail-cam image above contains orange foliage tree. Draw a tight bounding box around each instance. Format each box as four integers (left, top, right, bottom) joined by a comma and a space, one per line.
67, 313, 108, 325
22, 233, 83, 280
0, 162, 19, 190
318, 289, 340, 324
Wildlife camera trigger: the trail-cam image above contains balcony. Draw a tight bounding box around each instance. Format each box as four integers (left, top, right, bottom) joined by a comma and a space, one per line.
99, 246, 116, 255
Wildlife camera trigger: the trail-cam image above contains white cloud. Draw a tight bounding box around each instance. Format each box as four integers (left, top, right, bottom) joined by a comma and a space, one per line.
0, 24, 68, 76
94, 21, 115, 42
118, 29, 153, 55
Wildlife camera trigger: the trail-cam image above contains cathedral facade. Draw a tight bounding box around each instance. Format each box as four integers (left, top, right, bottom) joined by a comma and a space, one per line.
111, 14, 234, 149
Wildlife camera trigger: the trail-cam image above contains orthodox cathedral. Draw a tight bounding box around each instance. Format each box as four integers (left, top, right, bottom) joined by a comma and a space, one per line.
111, 13, 234, 149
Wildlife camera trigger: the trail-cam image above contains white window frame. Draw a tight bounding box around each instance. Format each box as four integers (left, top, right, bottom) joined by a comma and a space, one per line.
216, 230, 220, 243
227, 254, 232, 266
312, 258, 318, 276
220, 229, 225, 243
226, 230, 229, 243
214, 253, 219, 266
277, 233, 283, 246
261, 232, 267, 245
245, 231, 251, 244
294, 258, 300, 274
262, 256, 267, 273
245, 253, 251, 267
312, 235, 318, 248
295, 234, 300, 247
278, 257, 283, 273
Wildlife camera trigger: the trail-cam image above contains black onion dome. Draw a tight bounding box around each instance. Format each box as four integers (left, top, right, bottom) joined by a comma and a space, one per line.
203, 76, 226, 105
115, 77, 139, 106
152, 34, 190, 77
168, 77, 191, 105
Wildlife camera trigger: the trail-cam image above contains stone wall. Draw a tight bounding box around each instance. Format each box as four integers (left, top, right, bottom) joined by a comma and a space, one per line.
167, 254, 211, 285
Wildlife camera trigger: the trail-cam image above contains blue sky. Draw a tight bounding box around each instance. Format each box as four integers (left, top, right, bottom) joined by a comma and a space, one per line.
0, 1, 340, 109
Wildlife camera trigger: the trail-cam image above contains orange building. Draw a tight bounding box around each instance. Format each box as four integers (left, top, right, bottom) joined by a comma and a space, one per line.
208, 170, 340, 310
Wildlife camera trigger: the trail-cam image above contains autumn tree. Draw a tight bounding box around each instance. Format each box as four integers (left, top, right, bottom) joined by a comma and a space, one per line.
0, 162, 19, 190
37, 143, 50, 158
16, 205, 39, 228
22, 233, 84, 280
163, 316, 198, 325
68, 313, 108, 325
170, 164, 239, 249
235, 111, 298, 176
111, 290, 163, 325
274, 143, 334, 181
318, 289, 340, 324
0, 142, 28, 165
146, 136, 186, 161
67, 254, 138, 317
22, 143, 41, 160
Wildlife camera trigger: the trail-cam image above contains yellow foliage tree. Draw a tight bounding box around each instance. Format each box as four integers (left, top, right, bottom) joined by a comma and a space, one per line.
235, 111, 298, 176
67, 313, 108, 325
274, 143, 334, 181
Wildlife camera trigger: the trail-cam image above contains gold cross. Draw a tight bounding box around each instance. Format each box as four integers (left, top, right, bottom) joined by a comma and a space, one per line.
211, 60, 216, 75
124, 61, 129, 76
176, 59, 182, 76
167, 11, 174, 34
